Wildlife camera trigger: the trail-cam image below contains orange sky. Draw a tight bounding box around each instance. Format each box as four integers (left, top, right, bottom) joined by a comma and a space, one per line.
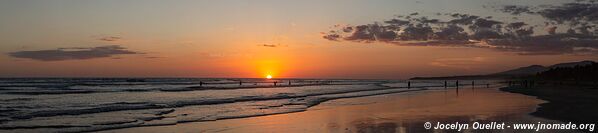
1, 0, 597, 79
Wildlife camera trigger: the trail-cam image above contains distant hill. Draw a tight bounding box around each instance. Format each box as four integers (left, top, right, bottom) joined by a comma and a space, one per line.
492, 65, 548, 76
549, 60, 594, 68
411, 60, 596, 80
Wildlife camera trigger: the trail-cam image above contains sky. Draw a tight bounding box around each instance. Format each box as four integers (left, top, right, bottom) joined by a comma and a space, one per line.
1, 0, 597, 79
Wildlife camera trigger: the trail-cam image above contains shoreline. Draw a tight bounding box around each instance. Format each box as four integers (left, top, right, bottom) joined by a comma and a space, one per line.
102, 86, 552, 133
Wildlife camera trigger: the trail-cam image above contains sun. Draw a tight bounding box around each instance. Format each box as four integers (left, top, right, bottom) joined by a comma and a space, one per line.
266, 75, 273, 79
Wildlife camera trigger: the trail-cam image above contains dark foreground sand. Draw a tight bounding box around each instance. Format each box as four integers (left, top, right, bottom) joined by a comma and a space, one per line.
101, 87, 563, 133
501, 85, 598, 124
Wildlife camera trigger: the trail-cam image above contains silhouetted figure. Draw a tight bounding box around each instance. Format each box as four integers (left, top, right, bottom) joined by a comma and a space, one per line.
456, 80, 459, 89
444, 81, 447, 89
407, 81, 411, 89
288, 80, 291, 86
239, 81, 242, 86
274, 81, 277, 86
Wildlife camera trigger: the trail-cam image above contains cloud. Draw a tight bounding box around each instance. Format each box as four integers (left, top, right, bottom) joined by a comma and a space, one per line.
487, 33, 598, 55
98, 36, 122, 42
322, 33, 341, 41
538, 3, 598, 25
8, 45, 141, 61
144, 56, 162, 59
261, 44, 279, 47
429, 57, 486, 69
258, 43, 287, 48
434, 25, 468, 41
500, 5, 534, 15
398, 24, 434, 41
322, 1, 598, 55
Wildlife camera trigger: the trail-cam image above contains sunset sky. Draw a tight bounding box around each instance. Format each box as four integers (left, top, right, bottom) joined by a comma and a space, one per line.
1, 0, 597, 79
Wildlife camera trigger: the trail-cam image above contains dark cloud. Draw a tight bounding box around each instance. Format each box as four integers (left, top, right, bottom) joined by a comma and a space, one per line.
99, 36, 122, 42
500, 5, 534, 15
398, 25, 433, 41
448, 13, 479, 25
398, 40, 477, 47
471, 28, 503, 40
538, 3, 598, 25
384, 19, 410, 27
472, 18, 503, 29
434, 25, 468, 41
322, 33, 341, 41
488, 33, 598, 55
8, 45, 141, 61
499, 1, 597, 34
335, 24, 400, 42
506, 22, 527, 29
321, 1, 598, 55
344, 25, 377, 42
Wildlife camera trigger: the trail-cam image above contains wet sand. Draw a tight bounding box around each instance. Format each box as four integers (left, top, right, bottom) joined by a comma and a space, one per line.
102, 86, 560, 133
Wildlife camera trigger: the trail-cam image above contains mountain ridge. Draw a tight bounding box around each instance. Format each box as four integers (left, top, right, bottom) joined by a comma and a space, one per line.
411, 60, 596, 80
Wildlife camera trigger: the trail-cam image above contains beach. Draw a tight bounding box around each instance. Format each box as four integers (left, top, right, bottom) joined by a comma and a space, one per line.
501, 84, 598, 124
0, 79, 455, 132
103, 86, 561, 133
1, 79, 587, 133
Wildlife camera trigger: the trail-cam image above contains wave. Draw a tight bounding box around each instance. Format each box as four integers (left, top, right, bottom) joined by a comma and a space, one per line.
0, 79, 498, 133
0, 80, 382, 95
1, 86, 429, 133
7, 84, 404, 120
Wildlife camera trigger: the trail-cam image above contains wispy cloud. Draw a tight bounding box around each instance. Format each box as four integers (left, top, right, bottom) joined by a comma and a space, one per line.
258, 43, 287, 48
429, 57, 487, 69
8, 45, 141, 61
98, 36, 122, 42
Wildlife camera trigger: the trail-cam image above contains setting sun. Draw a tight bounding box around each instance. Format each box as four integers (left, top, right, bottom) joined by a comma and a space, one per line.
266, 75, 273, 79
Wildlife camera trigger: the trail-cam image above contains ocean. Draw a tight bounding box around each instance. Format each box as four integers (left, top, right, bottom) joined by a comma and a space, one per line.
0, 78, 494, 132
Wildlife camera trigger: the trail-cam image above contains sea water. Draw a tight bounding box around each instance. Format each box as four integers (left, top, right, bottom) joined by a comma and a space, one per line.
0, 78, 493, 132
